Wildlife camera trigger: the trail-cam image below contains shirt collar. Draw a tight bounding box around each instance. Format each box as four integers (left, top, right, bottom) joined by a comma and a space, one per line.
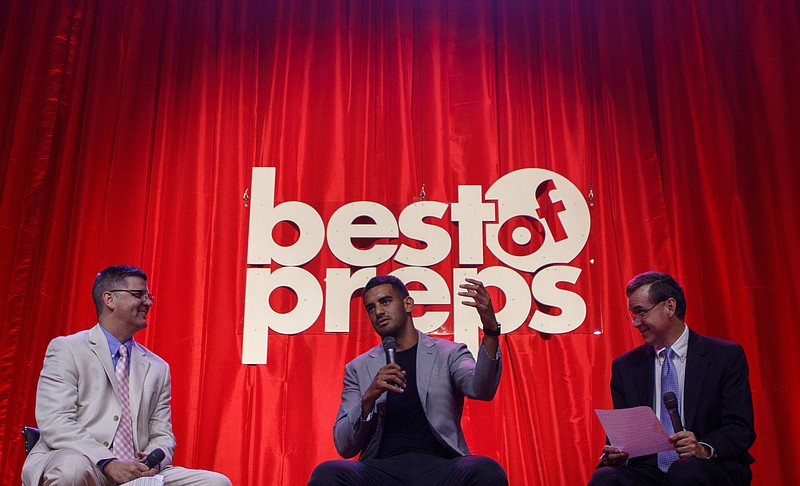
99, 324, 134, 358
656, 323, 689, 362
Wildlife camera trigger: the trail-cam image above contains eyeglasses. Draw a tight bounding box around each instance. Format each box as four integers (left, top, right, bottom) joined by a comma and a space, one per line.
626, 301, 664, 324
109, 289, 154, 302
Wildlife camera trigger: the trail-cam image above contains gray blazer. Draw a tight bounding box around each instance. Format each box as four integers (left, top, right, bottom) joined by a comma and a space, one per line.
22, 324, 177, 485
333, 331, 502, 460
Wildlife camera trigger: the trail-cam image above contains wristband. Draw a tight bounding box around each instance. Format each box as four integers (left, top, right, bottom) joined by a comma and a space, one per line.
482, 322, 501, 336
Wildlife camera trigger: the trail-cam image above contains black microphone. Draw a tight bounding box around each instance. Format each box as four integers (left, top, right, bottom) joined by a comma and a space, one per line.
663, 391, 684, 433
143, 448, 165, 469
383, 336, 397, 365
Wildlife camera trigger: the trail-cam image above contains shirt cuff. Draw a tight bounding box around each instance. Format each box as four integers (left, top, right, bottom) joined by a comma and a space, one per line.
699, 441, 717, 459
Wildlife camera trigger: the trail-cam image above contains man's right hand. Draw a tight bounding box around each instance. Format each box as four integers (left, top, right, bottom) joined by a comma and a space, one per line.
599, 445, 629, 466
361, 364, 406, 418
103, 458, 155, 483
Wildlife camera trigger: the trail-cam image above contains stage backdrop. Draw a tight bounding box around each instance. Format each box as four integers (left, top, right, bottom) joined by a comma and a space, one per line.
1, 0, 798, 484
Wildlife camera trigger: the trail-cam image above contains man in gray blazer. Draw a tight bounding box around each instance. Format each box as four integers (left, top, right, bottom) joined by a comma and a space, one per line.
22, 265, 231, 486
309, 275, 507, 485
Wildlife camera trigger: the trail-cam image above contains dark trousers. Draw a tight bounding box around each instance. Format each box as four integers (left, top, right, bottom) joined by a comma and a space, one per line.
308, 453, 507, 486
588, 457, 751, 486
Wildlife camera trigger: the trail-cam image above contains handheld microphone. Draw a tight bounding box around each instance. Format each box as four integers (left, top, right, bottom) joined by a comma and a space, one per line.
383, 336, 397, 365
143, 448, 165, 469
662, 391, 684, 433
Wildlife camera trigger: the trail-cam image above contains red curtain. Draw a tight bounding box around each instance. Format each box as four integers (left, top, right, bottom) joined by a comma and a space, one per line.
1, 0, 798, 484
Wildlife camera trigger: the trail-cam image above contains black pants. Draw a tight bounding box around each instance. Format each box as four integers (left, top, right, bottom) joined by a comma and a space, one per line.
588, 457, 751, 486
308, 453, 507, 486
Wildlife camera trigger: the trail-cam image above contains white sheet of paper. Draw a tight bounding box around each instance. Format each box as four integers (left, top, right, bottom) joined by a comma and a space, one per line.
594, 406, 674, 458
119, 475, 164, 486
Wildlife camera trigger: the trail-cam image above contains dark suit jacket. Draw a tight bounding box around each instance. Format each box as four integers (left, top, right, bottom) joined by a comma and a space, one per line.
333, 331, 502, 460
610, 328, 755, 478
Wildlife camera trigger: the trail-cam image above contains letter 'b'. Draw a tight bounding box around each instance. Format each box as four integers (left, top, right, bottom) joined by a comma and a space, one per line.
247, 168, 325, 266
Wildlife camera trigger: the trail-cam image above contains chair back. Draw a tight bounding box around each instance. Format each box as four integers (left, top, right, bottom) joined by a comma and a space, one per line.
22, 426, 40, 455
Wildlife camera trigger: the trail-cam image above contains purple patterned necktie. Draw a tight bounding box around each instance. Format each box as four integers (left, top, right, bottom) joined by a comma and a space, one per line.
658, 347, 680, 472
113, 345, 135, 461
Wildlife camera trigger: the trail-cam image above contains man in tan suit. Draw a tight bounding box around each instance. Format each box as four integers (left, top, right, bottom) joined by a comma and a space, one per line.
22, 265, 230, 486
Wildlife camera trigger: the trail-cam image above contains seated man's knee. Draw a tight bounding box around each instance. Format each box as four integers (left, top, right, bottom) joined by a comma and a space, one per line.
665, 457, 713, 485
160, 466, 232, 485
42, 450, 98, 485
458, 455, 507, 485
588, 466, 623, 486
203, 472, 233, 486
308, 460, 358, 485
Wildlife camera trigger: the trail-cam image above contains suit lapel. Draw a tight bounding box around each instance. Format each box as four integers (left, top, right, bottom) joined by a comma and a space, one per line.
364, 346, 387, 406
88, 325, 117, 394
683, 330, 709, 430
634, 346, 656, 408
365, 347, 383, 380
129, 343, 150, 434
416, 332, 436, 411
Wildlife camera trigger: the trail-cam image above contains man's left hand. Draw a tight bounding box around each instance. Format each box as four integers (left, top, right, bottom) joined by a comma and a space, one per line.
458, 278, 498, 332
670, 431, 711, 458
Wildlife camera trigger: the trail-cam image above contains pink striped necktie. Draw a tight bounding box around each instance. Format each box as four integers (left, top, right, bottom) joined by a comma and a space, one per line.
113, 344, 136, 461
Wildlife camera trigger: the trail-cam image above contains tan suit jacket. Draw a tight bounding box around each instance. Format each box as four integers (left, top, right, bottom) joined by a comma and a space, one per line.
22, 324, 177, 485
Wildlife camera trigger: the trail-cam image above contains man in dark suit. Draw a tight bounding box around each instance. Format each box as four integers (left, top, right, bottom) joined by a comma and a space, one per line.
308, 275, 507, 485
589, 271, 755, 485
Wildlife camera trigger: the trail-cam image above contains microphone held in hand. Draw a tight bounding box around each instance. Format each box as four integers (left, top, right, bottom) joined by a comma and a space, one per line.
383, 336, 397, 365
662, 391, 684, 433
143, 448, 165, 469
